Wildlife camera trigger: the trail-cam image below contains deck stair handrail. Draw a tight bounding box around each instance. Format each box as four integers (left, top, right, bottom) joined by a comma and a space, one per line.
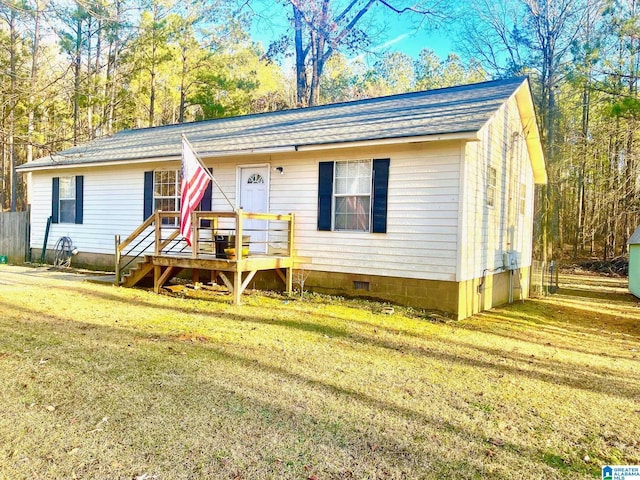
115, 210, 295, 286
115, 211, 181, 285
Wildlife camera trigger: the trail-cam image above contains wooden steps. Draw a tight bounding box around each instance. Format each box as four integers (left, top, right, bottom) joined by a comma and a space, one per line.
122, 257, 154, 288
115, 211, 296, 303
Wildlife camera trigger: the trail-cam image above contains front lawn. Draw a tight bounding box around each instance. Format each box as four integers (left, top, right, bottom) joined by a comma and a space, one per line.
0, 267, 638, 479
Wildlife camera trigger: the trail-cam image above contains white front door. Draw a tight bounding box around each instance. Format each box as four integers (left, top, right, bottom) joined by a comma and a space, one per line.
239, 165, 269, 253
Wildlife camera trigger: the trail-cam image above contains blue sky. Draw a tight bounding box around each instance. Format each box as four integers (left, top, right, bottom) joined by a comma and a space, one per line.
248, 2, 458, 65
366, 25, 455, 59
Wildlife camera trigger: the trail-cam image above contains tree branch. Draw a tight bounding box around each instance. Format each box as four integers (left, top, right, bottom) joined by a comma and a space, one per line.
375, 0, 438, 16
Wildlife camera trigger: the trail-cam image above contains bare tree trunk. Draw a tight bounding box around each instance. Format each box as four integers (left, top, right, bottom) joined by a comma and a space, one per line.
309, 32, 326, 107
27, 0, 45, 165
86, 16, 93, 139
179, 43, 187, 123
73, 15, 82, 145
574, 84, 589, 258
9, 6, 17, 211
149, 65, 156, 126
293, 5, 307, 107
1, 105, 5, 210
91, 18, 103, 140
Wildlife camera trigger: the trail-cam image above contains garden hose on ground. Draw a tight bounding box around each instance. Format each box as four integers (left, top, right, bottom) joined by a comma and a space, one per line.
53, 236, 76, 268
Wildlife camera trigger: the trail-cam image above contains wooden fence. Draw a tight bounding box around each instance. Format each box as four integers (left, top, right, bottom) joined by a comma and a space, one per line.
0, 210, 30, 265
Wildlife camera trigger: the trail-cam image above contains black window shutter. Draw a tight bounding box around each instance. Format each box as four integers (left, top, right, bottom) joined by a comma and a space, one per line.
372, 159, 390, 233
51, 177, 60, 224
201, 168, 213, 227
143, 171, 154, 220
201, 169, 213, 210
317, 162, 334, 231
75, 175, 84, 224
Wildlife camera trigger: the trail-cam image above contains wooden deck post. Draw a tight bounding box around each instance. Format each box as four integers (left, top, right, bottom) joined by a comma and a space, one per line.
286, 213, 295, 294
154, 211, 161, 255
114, 234, 121, 286
234, 210, 243, 304
153, 265, 161, 293
191, 211, 198, 258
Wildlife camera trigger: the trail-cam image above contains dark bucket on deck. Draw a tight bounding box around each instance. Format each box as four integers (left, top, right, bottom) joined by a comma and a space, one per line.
214, 236, 250, 258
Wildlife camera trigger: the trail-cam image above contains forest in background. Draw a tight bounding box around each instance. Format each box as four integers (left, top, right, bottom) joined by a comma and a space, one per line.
0, 0, 638, 262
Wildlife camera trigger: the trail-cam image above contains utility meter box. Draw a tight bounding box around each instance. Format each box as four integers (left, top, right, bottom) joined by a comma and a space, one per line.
502, 251, 518, 270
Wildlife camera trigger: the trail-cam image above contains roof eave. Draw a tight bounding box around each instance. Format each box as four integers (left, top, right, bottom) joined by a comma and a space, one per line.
16, 155, 181, 172
295, 131, 479, 152
515, 79, 548, 185
18, 132, 480, 172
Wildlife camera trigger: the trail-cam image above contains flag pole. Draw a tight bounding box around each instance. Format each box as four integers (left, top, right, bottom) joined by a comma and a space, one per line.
182, 134, 236, 211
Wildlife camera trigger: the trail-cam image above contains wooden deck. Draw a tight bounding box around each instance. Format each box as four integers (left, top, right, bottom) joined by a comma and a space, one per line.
115, 210, 296, 304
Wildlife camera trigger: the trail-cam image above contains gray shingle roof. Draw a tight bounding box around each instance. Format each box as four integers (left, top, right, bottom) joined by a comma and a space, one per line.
629, 226, 640, 245
20, 77, 527, 170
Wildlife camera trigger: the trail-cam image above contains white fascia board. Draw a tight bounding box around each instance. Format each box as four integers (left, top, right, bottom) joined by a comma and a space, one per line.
295, 132, 480, 152
17, 146, 298, 173
17, 155, 182, 172
18, 135, 481, 172
199, 146, 297, 158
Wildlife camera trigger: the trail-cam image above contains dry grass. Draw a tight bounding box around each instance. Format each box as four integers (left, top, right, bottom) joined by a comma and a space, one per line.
0, 266, 638, 479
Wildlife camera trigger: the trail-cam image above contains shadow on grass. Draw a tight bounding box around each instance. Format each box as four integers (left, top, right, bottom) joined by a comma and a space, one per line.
2, 275, 637, 476
0, 299, 607, 479
0, 300, 531, 479
557, 287, 635, 303
466, 288, 640, 347
2, 284, 639, 403
8, 280, 640, 403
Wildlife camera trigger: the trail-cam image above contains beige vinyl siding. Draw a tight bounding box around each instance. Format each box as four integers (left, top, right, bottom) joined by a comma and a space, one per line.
277, 143, 461, 281
204, 143, 461, 281
29, 142, 463, 281
30, 164, 151, 256
458, 95, 534, 282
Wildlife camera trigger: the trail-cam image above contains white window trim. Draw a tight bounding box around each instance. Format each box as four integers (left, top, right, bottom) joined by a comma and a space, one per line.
59, 176, 76, 224
487, 166, 497, 209
153, 169, 181, 212
519, 182, 526, 215
332, 159, 373, 232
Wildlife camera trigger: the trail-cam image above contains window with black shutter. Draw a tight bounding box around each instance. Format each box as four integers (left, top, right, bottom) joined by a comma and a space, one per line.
52, 175, 84, 224
317, 158, 389, 233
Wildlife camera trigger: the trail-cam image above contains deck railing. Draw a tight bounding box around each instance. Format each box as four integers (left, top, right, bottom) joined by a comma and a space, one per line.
115, 210, 295, 285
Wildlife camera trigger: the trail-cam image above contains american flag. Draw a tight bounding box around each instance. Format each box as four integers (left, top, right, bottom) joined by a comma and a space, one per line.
180, 136, 211, 246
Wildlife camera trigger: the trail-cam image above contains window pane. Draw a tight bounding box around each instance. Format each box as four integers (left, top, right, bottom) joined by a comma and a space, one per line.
358, 176, 371, 193
488, 167, 496, 187
335, 161, 348, 178
59, 177, 75, 199
155, 198, 176, 212
335, 196, 370, 231
487, 186, 496, 208
60, 199, 75, 223
347, 161, 358, 178
333, 160, 372, 232
358, 160, 371, 178
153, 170, 180, 221
154, 172, 164, 196
154, 170, 179, 197
334, 160, 371, 195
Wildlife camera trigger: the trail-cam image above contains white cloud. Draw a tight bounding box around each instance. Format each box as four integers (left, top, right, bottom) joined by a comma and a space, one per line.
349, 33, 411, 65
